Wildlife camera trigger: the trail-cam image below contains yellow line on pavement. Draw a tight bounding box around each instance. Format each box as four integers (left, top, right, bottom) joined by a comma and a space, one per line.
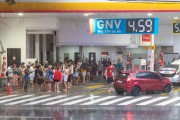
160, 88, 180, 96
89, 90, 108, 95
87, 85, 105, 89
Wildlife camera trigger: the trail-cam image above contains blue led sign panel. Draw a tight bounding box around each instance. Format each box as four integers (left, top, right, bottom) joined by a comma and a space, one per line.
89, 18, 159, 34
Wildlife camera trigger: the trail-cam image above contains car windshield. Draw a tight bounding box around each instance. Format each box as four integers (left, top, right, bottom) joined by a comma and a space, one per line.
163, 65, 179, 70
118, 73, 129, 79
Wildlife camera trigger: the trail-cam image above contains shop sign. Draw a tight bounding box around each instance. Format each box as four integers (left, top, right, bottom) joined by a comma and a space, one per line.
89, 18, 159, 34
140, 34, 151, 46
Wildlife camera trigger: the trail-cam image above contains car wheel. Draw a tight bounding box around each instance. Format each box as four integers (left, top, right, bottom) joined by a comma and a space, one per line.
163, 84, 171, 93
131, 87, 140, 96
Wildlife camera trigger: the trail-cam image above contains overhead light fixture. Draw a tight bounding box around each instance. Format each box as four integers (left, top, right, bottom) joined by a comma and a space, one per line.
18, 13, 23, 16
5, 0, 16, 6
91, 45, 94, 46
174, 17, 178, 19
84, 13, 89, 17
147, 13, 152, 16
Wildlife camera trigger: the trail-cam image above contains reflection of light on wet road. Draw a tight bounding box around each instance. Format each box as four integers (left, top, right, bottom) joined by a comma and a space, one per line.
126, 111, 133, 120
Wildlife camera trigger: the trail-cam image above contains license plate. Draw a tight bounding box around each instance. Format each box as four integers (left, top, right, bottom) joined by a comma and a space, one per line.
118, 81, 122, 83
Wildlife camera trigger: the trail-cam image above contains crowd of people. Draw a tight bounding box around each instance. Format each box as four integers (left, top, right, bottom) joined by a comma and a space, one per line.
6, 59, 107, 93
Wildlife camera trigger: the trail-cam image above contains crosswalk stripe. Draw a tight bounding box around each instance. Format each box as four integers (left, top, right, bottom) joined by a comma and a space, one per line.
1, 95, 180, 106
62, 96, 100, 105
5, 95, 50, 105
0, 95, 18, 100
43, 96, 83, 105
118, 96, 151, 105
0, 95, 34, 104
156, 97, 180, 106
137, 97, 168, 105
174, 101, 180, 106
100, 96, 133, 105
81, 96, 116, 105
24, 95, 67, 105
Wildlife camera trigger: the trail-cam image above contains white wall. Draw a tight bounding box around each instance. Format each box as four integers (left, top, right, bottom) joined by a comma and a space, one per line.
0, 17, 178, 66
59, 46, 150, 63
57, 20, 131, 46
0, 17, 58, 63
59, 46, 79, 62
154, 25, 173, 46
173, 34, 180, 54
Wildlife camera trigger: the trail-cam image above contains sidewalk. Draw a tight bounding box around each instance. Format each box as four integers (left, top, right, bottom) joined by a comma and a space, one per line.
0, 79, 107, 96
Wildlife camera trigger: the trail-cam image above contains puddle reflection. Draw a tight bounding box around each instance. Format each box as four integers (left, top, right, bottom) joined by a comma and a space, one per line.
0, 105, 179, 120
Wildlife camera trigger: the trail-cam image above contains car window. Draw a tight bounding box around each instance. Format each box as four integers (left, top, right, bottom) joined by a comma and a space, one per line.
117, 73, 129, 79
163, 65, 179, 70
149, 72, 161, 79
136, 72, 149, 78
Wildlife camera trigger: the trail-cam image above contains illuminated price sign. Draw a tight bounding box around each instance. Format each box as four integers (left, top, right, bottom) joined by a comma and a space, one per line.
173, 23, 180, 33
126, 18, 158, 34
89, 18, 159, 34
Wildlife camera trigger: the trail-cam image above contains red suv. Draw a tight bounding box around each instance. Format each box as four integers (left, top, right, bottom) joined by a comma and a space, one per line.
114, 70, 173, 96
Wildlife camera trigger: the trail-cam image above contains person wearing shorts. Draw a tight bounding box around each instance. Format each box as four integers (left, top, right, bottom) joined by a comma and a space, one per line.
53, 67, 62, 93
63, 68, 69, 92
105, 62, 114, 93
29, 63, 35, 88
74, 64, 80, 85
46, 65, 54, 92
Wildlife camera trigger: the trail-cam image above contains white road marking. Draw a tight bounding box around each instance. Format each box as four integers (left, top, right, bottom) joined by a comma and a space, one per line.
5, 95, 50, 105
100, 96, 133, 105
137, 97, 168, 105
118, 96, 151, 105
24, 95, 67, 105
43, 96, 83, 105
0, 95, 34, 104
81, 96, 116, 105
156, 97, 180, 106
0, 95, 18, 100
62, 96, 100, 105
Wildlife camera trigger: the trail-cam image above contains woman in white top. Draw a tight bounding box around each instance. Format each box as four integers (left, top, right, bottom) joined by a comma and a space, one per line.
29, 63, 35, 88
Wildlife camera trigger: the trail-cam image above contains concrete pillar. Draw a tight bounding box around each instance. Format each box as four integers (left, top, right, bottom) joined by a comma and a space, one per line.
147, 35, 155, 72
79, 46, 83, 60
42, 34, 47, 63
29, 35, 34, 58
35, 34, 40, 62
53, 34, 56, 62
26, 34, 30, 58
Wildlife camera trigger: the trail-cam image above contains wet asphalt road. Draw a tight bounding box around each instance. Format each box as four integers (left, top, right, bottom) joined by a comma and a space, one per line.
0, 81, 180, 120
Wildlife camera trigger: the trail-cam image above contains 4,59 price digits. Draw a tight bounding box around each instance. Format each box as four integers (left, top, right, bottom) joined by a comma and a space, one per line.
173, 23, 180, 33
126, 19, 154, 33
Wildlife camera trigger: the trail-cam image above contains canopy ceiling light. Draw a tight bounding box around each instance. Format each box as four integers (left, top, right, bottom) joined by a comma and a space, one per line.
5, 0, 16, 6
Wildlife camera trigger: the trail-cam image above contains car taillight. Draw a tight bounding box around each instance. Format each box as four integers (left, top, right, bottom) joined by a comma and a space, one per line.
169, 70, 176, 74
